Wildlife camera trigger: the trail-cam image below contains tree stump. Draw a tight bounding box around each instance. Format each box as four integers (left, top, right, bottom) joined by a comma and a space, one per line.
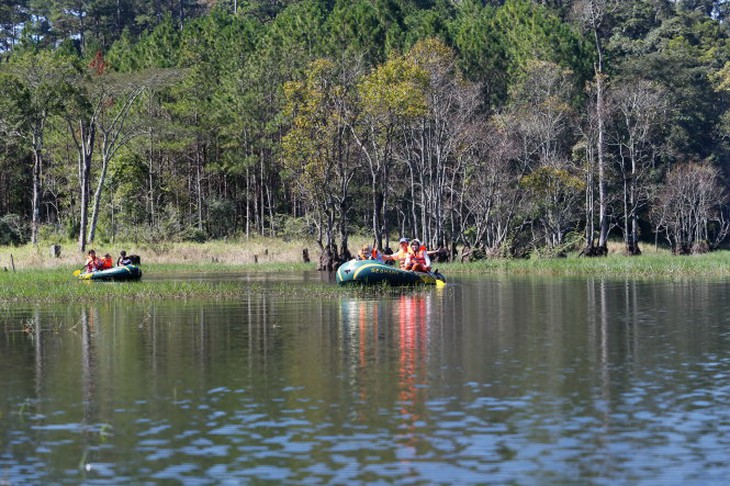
50, 244, 61, 258
302, 248, 310, 263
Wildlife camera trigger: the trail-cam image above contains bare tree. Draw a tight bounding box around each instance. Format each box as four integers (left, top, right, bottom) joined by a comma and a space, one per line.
573, 0, 619, 255
608, 79, 668, 255
397, 38, 481, 250
458, 122, 521, 255
67, 52, 175, 252
87, 68, 177, 244
351, 53, 429, 251
652, 162, 729, 254
502, 60, 581, 253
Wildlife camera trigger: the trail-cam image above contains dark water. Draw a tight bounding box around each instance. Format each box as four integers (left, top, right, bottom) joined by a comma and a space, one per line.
2, 274, 730, 484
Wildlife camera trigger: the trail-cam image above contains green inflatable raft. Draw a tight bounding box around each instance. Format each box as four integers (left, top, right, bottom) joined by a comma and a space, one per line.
79, 264, 142, 282
336, 259, 445, 286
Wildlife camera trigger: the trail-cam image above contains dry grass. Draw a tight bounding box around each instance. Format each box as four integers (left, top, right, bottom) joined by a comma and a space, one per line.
0, 236, 695, 273
0, 237, 320, 270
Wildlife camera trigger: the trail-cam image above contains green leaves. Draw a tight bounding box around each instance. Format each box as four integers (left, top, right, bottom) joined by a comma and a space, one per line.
359, 54, 429, 120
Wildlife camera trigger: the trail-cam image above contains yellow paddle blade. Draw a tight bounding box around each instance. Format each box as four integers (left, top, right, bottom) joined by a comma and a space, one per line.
73, 269, 81, 277
436, 279, 446, 288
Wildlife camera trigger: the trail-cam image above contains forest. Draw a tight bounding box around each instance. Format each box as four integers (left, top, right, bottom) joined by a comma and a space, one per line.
1, 0, 729, 267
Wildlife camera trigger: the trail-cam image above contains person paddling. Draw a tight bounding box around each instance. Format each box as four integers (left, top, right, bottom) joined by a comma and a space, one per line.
85, 250, 102, 273
404, 239, 431, 273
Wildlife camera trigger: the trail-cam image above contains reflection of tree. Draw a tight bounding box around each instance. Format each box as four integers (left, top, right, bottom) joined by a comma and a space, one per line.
34, 307, 42, 399
80, 306, 100, 465
587, 278, 641, 437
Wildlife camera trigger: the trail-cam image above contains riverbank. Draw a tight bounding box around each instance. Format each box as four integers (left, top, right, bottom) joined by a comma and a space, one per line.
2, 239, 729, 304
2, 237, 718, 271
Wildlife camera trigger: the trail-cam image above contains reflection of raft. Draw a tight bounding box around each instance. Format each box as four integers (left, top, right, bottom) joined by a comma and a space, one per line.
336, 259, 445, 286
79, 265, 142, 282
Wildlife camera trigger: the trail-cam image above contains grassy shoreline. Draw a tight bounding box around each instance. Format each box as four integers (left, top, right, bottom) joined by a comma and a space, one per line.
444, 251, 730, 279
1, 239, 729, 304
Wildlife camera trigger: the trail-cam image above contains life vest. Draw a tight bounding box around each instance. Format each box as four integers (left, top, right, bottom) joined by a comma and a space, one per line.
411, 246, 430, 269
101, 256, 113, 269
86, 257, 101, 272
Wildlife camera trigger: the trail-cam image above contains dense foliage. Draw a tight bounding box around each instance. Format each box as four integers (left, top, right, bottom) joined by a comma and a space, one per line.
1, 0, 729, 263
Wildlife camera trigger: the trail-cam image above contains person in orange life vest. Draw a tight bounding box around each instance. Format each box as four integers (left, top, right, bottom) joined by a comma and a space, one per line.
383, 237, 413, 268
404, 239, 431, 272
100, 253, 114, 270
357, 244, 384, 262
85, 250, 103, 273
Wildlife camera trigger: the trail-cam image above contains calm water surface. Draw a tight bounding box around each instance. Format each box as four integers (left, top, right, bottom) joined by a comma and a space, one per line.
2, 274, 730, 484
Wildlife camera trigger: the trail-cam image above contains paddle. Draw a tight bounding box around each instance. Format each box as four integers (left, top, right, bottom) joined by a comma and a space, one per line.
429, 271, 446, 287
73, 263, 90, 276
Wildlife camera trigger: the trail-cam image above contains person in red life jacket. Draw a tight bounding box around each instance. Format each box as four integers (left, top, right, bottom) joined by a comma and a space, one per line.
405, 239, 431, 273
85, 250, 103, 273
100, 253, 114, 270
383, 237, 413, 268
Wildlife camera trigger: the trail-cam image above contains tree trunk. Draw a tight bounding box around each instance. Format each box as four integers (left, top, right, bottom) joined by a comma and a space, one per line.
371, 172, 381, 248
596, 68, 608, 252
196, 142, 204, 231
589, 0, 610, 256
627, 155, 641, 255
77, 121, 95, 253
584, 149, 595, 250
148, 132, 155, 229
245, 164, 250, 238
88, 151, 110, 244
31, 148, 41, 245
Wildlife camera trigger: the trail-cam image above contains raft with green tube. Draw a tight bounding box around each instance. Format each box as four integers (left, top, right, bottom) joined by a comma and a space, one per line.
78, 264, 142, 282
336, 259, 445, 287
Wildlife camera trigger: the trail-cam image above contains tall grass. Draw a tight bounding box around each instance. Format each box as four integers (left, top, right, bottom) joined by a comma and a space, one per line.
441, 251, 730, 279
0, 237, 320, 270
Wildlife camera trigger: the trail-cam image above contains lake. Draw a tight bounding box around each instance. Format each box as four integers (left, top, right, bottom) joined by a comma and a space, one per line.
2, 273, 730, 484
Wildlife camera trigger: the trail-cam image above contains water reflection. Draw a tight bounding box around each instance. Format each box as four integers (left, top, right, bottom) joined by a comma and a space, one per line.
2, 276, 730, 483
340, 294, 434, 457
